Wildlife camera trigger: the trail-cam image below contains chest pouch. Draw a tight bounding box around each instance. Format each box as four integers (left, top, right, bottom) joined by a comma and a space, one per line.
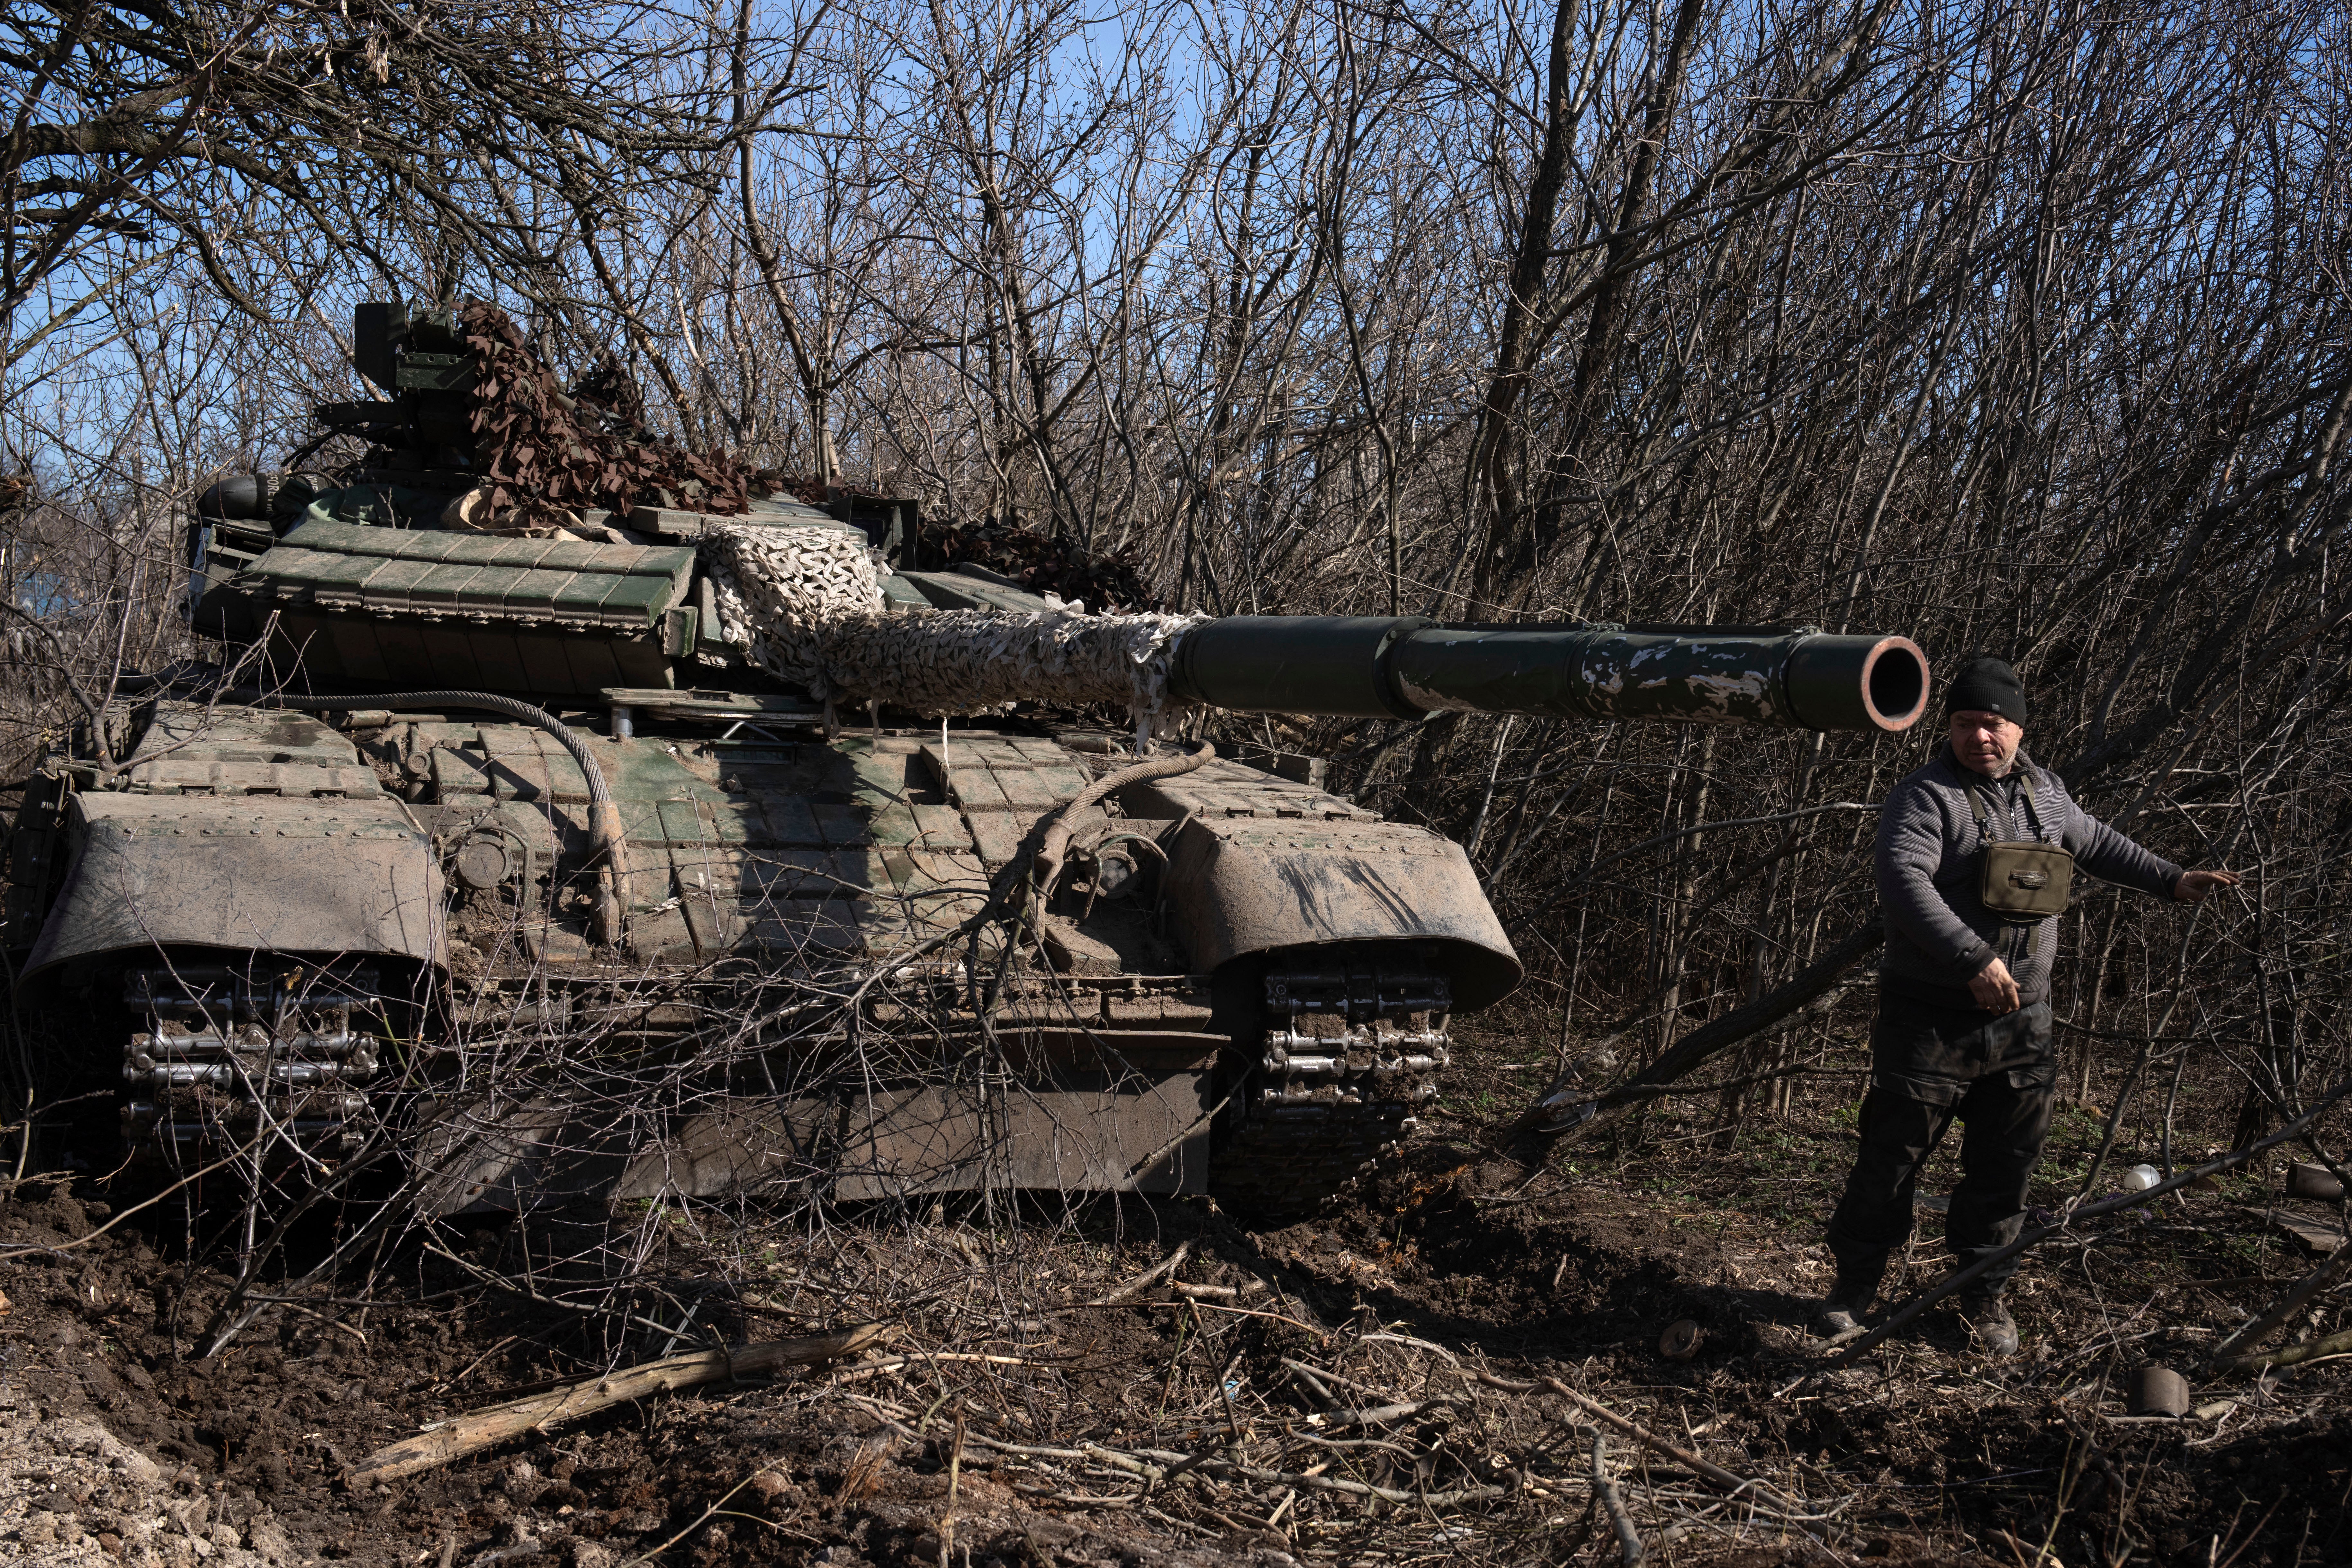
1969, 774, 2074, 930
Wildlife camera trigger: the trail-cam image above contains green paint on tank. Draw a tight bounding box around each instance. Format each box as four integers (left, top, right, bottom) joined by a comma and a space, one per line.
1171, 619, 1931, 734
8, 296, 1939, 1212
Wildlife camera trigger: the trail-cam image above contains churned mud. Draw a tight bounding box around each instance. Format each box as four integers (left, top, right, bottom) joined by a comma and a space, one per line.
3, 1031, 2347, 1568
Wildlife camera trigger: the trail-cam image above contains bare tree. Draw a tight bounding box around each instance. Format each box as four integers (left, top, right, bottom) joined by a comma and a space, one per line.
6, 0, 2349, 1156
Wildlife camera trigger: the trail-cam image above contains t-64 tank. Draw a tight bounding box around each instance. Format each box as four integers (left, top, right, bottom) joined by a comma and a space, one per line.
0, 302, 1930, 1219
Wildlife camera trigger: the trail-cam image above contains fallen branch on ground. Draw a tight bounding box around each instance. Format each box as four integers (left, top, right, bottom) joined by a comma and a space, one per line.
1169, 1281, 1237, 1301
1317, 1398, 1459, 1430
1503, 921, 1882, 1156
836, 1352, 1029, 1374
1592, 1431, 1645, 1567
2209, 1245, 2352, 1364
347, 1324, 892, 1484
1088, 1241, 1191, 1305
2212, 1324, 2352, 1371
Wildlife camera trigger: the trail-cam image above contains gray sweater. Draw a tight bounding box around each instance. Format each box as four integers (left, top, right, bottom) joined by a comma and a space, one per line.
1876, 745, 2184, 1008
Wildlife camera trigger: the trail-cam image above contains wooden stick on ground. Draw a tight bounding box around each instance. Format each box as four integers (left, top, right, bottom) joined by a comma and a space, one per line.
347, 1324, 891, 1485
1086, 1241, 1191, 1305
1482, 1369, 1839, 1537
2212, 1324, 2352, 1371
2209, 1245, 2352, 1364
1169, 1281, 1237, 1302
1592, 1431, 1645, 1568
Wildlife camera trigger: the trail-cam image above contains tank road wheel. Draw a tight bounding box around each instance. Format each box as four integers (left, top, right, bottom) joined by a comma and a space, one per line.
1206, 958, 1451, 1222
121, 960, 390, 1168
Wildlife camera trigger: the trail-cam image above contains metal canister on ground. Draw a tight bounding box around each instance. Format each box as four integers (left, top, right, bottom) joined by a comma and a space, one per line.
2288, 1161, 2346, 1201
2129, 1364, 2191, 1417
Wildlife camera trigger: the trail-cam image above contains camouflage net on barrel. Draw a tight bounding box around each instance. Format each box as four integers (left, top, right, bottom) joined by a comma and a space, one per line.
811, 606, 1202, 719
699, 523, 1200, 719
698, 525, 886, 690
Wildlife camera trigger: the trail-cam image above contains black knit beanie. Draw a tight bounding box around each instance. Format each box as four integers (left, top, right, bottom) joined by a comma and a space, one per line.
1944, 655, 2027, 724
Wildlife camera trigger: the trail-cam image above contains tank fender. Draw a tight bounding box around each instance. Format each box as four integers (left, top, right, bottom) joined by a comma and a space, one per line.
21, 791, 445, 982
1160, 818, 1521, 1010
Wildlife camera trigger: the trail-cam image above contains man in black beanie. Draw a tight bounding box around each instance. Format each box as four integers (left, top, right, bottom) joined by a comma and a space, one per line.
1816, 655, 2240, 1356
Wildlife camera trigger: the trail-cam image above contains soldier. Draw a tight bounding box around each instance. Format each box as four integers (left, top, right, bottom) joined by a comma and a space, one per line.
1816, 655, 2240, 1355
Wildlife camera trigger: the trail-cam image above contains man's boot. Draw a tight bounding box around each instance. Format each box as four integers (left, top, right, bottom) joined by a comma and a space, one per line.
1814, 1256, 1886, 1336
1961, 1293, 2018, 1358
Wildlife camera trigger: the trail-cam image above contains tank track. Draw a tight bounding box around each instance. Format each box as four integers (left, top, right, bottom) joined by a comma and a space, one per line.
1208, 959, 1450, 1220
122, 962, 383, 1164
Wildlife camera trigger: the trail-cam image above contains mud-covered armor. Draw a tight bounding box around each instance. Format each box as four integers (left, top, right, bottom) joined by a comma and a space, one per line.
2, 301, 1930, 1220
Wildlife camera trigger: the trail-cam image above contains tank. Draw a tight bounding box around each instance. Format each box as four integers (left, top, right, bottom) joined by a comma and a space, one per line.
0, 302, 1931, 1219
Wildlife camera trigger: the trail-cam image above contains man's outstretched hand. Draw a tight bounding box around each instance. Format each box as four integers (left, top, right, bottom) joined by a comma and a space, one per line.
2176, 869, 2243, 903
1969, 956, 2023, 1014
1964, 875, 2238, 1013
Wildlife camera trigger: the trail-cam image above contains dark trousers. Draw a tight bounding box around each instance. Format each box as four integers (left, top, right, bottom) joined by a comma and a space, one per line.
1825, 990, 2058, 1295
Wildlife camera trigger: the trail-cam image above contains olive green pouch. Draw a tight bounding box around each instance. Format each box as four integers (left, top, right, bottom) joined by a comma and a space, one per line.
1979, 839, 2073, 918
1968, 774, 2074, 923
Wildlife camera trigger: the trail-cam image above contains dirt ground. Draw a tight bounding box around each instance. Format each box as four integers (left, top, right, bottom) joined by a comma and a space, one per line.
3, 1024, 2348, 1568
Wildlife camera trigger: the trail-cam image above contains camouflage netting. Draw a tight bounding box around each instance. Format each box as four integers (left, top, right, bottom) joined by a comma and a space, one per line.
460, 303, 823, 529
812, 606, 1202, 719
924, 515, 1159, 610
699, 523, 1201, 720
698, 525, 886, 690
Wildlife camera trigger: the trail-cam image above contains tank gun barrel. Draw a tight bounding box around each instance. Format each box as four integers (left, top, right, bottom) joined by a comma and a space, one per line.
1167, 619, 1929, 732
